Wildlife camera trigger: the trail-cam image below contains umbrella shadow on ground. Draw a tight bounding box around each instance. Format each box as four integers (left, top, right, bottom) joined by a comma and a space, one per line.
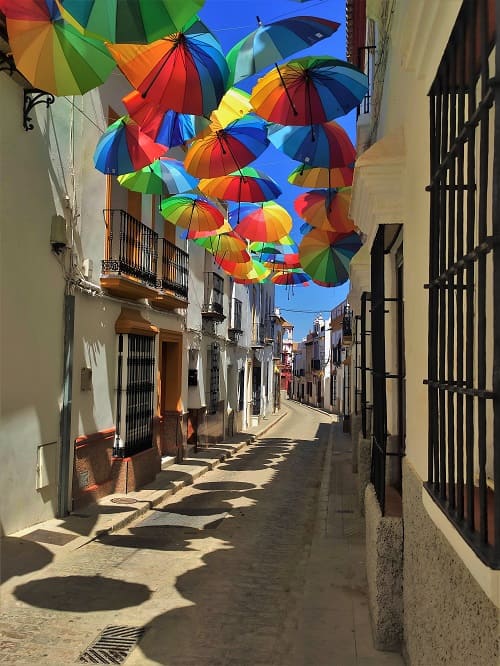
129, 431, 330, 665
216, 439, 295, 472
0, 536, 54, 584
13, 575, 151, 612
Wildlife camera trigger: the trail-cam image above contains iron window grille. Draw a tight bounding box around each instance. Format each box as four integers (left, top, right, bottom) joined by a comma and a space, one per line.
207, 343, 220, 414
360, 292, 372, 439
425, 0, 500, 567
114, 334, 155, 457
158, 239, 188, 299
229, 298, 243, 332
238, 368, 245, 412
203, 272, 224, 317
354, 314, 362, 415
102, 209, 158, 287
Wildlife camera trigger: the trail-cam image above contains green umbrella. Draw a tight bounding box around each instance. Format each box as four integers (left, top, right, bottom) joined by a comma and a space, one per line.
118, 157, 199, 196
58, 0, 205, 43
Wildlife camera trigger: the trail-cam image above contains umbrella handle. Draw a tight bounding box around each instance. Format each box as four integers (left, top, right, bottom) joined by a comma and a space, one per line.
274, 64, 298, 117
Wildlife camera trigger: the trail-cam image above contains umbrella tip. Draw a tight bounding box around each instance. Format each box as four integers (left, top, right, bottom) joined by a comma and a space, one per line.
256, 15, 263, 25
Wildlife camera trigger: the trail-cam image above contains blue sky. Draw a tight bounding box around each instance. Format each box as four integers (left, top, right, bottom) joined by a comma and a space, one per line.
198, 0, 354, 340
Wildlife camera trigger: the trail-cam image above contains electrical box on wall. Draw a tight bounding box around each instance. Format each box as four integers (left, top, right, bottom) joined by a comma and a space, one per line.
188, 369, 198, 386
36, 442, 57, 489
81, 367, 92, 391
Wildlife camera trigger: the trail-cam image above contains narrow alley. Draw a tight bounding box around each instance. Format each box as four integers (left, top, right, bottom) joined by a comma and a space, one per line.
0, 402, 402, 665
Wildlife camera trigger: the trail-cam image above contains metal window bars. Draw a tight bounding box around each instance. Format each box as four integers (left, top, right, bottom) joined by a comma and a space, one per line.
425, 0, 499, 568
158, 239, 188, 299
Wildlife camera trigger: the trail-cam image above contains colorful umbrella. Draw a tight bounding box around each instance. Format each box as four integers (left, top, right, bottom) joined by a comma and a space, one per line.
117, 157, 198, 196
298, 228, 362, 286
288, 163, 355, 189
250, 56, 368, 126
268, 120, 356, 168
184, 114, 270, 178
106, 19, 229, 116
4, 0, 115, 96
261, 252, 302, 270
271, 270, 310, 286
93, 116, 166, 175
232, 201, 292, 242
294, 187, 354, 233
218, 257, 270, 282
198, 167, 282, 203
123, 90, 209, 148
57, 0, 204, 43
194, 232, 250, 263
226, 15, 340, 86
160, 194, 224, 235
184, 218, 233, 239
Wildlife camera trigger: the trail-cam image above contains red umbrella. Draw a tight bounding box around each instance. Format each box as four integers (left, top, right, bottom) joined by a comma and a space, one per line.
198, 167, 281, 203
294, 188, 355, 233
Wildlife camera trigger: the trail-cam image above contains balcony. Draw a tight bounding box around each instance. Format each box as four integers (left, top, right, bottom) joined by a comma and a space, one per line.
202, 272, 225, 322
250, 322, 265, 348
228, 298, 242, 341
101, 209, 159, 300
150, 239, 189, 311
311, 359, 321, 371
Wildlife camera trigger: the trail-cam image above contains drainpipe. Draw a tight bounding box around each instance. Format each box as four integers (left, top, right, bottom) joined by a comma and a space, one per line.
58, 292, 75, 517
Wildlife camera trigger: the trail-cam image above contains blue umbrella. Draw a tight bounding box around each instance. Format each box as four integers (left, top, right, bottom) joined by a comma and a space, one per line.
226, 15, 340, 86
117, 157, 198, 196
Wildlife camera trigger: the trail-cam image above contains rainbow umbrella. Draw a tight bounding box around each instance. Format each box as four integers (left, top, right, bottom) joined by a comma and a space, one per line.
232, 201, 292, 242
209, 86, 253, 126
57, 0, 204, 43
160, 194, 224, 235
298, 228, 362, 286
226, 15, 340, 86
294, 187, 354, 233
184, 114, 270, 178
268, 120, 356, 168
251, 56, 368, 126
117, 157, 198, 196
198, 167, 282, 203
261, 252, 301, 270
218, 257, 270, 282
271, 269, 310, 286
288, 164, 354, 189
194, 232, 250, 263
93, 116, 166, 175
106, 19, 229, 116
123, 90, 209, 148
4, 0, 115, 96
184, 218, 233, 239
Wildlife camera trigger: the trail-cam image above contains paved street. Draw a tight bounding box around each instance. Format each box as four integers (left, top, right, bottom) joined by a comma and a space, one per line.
0, 402, 403, 665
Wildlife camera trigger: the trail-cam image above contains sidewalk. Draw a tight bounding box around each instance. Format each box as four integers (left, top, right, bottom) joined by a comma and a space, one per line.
2, 408, 288, 582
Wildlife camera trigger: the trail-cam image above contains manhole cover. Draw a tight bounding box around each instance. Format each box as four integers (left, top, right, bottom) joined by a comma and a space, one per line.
21, 529, 78, 546
78, 625, 145, 664
110, 497, 139, 504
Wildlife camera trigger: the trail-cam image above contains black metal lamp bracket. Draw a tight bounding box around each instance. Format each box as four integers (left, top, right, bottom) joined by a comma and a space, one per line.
23, 88, 55, 131
0, 51, 16, 76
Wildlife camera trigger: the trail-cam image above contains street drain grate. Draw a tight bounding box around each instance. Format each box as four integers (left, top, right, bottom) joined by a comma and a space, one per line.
109, 497, 139, 504
78, 625, 145, 664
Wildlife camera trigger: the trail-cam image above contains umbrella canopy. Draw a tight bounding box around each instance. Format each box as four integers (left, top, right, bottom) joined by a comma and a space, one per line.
261, 252, 301, 270
58, 0, 204, 43
271, 270, 310, 286
184, 218, 233, 239
160, 194, 225, 235
106, 19, 229, 116
298, 228, 362, 286
184, 114, 270, 178
4, 0, 115, 96
288, 163, 354, 189
250, 55, 368, 126
123, 90, 209, 148
198, 167, 282, 202
209, 86, 253, 126
117, 157, 198, 196
226, 15, 340, 86
268, 120, 356, 168
194, 232, 250, 263
232, 201, 292, 242
294, 187, 354, 233
218, 257, 270, 282
93, 116, 166, 175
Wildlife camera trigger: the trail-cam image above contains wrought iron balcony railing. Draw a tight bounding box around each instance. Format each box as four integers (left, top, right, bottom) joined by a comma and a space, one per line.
229, 298, 242, 332
202, 272, 224, 319
102, 209, 158, 287
158, 238, 188, 299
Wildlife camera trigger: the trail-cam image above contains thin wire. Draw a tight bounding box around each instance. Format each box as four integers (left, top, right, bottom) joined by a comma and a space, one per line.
62, 96, 107, 133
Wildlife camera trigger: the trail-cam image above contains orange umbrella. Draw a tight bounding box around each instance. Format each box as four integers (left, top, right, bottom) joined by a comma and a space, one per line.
288, 164, 354, 189
194, 232, 249, 263
294, 187, 355, 233
232, 202, 292, 242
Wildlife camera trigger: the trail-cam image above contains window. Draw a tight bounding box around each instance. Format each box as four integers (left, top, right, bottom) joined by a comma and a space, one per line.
206, 343, 220, 414
426, 0, 499, 567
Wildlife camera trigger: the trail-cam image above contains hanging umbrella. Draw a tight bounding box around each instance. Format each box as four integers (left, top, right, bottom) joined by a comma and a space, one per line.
209, 86, 253, 126
184, 218, 233, 239
198, 167, 282, 203
194, 232, 250, 263
117, 157, 198, 196
226, 15, 340, 86
93, 116, 166, 175
4, 0, 115, 96
123, 90, 210, 148
268, 120, 356, 168
232, 201, 292, 242
160, 194, 225, 235
294, 187, 355, 233
271, 269, 310, 286
250, 55, 368, 126
106, 19, 229, 116
57, 0, 205, 43
288, 163, 354, 189
261, 252, 301, 270
298, 228, 362, 286
184, 114, 270, 178
218, 257, 270, 282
